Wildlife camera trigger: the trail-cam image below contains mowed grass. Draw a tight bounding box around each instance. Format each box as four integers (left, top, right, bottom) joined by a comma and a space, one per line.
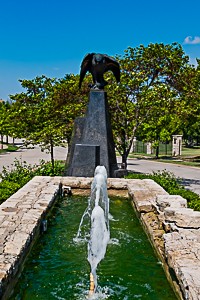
181, 146, 200, 157
127, 145, 200, 167
0, 144, 18, 153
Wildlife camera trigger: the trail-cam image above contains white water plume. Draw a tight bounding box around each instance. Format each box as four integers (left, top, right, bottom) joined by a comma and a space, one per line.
87, 205, 110, 290
75, 166, 110, 295
88, 166, 110, 293
90, 166, 109, 230
73, 197, 91, 243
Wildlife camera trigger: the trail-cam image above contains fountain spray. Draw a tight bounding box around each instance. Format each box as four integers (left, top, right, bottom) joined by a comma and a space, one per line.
87, 166, 110, 296
74, 165, 110, 297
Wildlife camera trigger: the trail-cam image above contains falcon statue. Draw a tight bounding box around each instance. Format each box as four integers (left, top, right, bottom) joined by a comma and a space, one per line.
79, 53, 120, 89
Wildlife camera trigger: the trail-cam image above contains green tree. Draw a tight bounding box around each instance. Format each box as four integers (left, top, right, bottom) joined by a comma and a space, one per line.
0, 101, 11, 149
106, 42, 191, 165
10, 74, 87, 171
179, 59, 200, 146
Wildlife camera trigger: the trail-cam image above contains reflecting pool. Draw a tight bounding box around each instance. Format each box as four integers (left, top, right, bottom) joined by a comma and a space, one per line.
10, 196, 177, 299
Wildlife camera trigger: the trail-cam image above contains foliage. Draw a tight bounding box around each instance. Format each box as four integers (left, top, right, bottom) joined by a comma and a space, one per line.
9, 74, 88, 171
34, 159, 65, 176
0, 160, 34, 203
125, 170, 200, 211
0, 159, 34, 183
0, 181, 21, 204
180, 59, 200, 144
105, 43, 195, 164
0, 159, 65, 204
0, 101, 12, 148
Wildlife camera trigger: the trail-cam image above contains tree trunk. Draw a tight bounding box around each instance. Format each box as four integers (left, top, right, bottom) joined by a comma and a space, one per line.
155, 145, 159, 159
121, 153, 128, 169
0, 135, 3, 149
6, 136, 8, 144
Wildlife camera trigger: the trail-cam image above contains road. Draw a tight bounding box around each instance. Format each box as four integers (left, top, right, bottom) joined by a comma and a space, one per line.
0, 142, 200, 196
0, 142, 67, 173
126, 157, 200, 196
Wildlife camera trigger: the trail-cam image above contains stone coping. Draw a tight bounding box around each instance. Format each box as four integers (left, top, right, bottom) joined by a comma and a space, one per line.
0, 176, 199, 299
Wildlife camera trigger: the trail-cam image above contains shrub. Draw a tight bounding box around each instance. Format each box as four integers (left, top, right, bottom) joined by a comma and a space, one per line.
34, 160, 65, 176
0, 159, 65, 204
0, 159, 34, 185
0, 181, 21, 204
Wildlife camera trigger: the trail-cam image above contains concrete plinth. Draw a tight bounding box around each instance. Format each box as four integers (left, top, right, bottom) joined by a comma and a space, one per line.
71, 144, 100, 177
65, 90, 118, 177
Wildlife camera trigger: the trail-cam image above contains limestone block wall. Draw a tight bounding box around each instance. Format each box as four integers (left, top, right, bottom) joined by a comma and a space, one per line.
0, 176, 62, 299
128, 179, 200, 300
0, 176, 200, 299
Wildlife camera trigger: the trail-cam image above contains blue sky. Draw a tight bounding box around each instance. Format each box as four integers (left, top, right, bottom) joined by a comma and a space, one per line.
0, 0, 200, 100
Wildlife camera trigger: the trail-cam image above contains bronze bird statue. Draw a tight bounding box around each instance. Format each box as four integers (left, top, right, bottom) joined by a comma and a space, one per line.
79, 53, 120, 89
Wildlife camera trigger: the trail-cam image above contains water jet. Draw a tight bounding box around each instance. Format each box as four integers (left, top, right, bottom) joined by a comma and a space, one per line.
74, 166, 110, 296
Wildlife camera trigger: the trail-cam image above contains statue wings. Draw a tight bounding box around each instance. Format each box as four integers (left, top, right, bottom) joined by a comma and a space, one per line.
79, 53, 120, 89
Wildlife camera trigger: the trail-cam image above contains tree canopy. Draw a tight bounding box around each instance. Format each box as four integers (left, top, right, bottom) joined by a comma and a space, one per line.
106, 42, 197, 162
9, 74, 88, 170
5, 42, 200, 168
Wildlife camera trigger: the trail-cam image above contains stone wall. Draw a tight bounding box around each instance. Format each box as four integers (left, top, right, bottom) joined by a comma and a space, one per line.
0, 176, 61, 299
0, 176, 200, 299
127, 179, 200, 300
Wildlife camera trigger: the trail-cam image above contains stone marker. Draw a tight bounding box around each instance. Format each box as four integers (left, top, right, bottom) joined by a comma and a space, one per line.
65, 90, 118, 177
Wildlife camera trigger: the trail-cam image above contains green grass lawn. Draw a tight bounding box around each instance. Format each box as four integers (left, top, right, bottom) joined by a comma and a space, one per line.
0, 144, 18, 153
127, 146, 200, 168
181, 146, 200, 157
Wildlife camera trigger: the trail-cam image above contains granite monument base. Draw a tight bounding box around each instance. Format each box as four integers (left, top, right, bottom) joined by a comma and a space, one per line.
70, 144, 100, 177
65, 90, 118, 177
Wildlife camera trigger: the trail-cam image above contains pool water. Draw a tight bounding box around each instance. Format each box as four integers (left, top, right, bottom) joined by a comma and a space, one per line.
10, 196, 177, 300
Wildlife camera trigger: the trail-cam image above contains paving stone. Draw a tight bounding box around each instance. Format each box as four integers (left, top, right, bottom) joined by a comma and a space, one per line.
156, 195, 187, 212
164, 207, 200, 228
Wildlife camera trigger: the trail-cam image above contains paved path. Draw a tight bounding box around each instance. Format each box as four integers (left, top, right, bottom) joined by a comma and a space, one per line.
0, 143, 200, 196
0, 143, 67, 173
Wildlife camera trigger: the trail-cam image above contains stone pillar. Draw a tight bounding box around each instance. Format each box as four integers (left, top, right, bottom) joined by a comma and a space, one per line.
65, 90, 118, 177
146, 142, 152, 155
172, 135, 182, 156
130, 137, 137, 152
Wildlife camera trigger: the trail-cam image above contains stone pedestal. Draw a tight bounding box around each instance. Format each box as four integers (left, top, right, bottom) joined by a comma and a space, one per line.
65, 90, 118, 177
71, 144, 100, 177
172, 135, 182, 156
146, 142, 152, 154
130, 137, 137, 153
